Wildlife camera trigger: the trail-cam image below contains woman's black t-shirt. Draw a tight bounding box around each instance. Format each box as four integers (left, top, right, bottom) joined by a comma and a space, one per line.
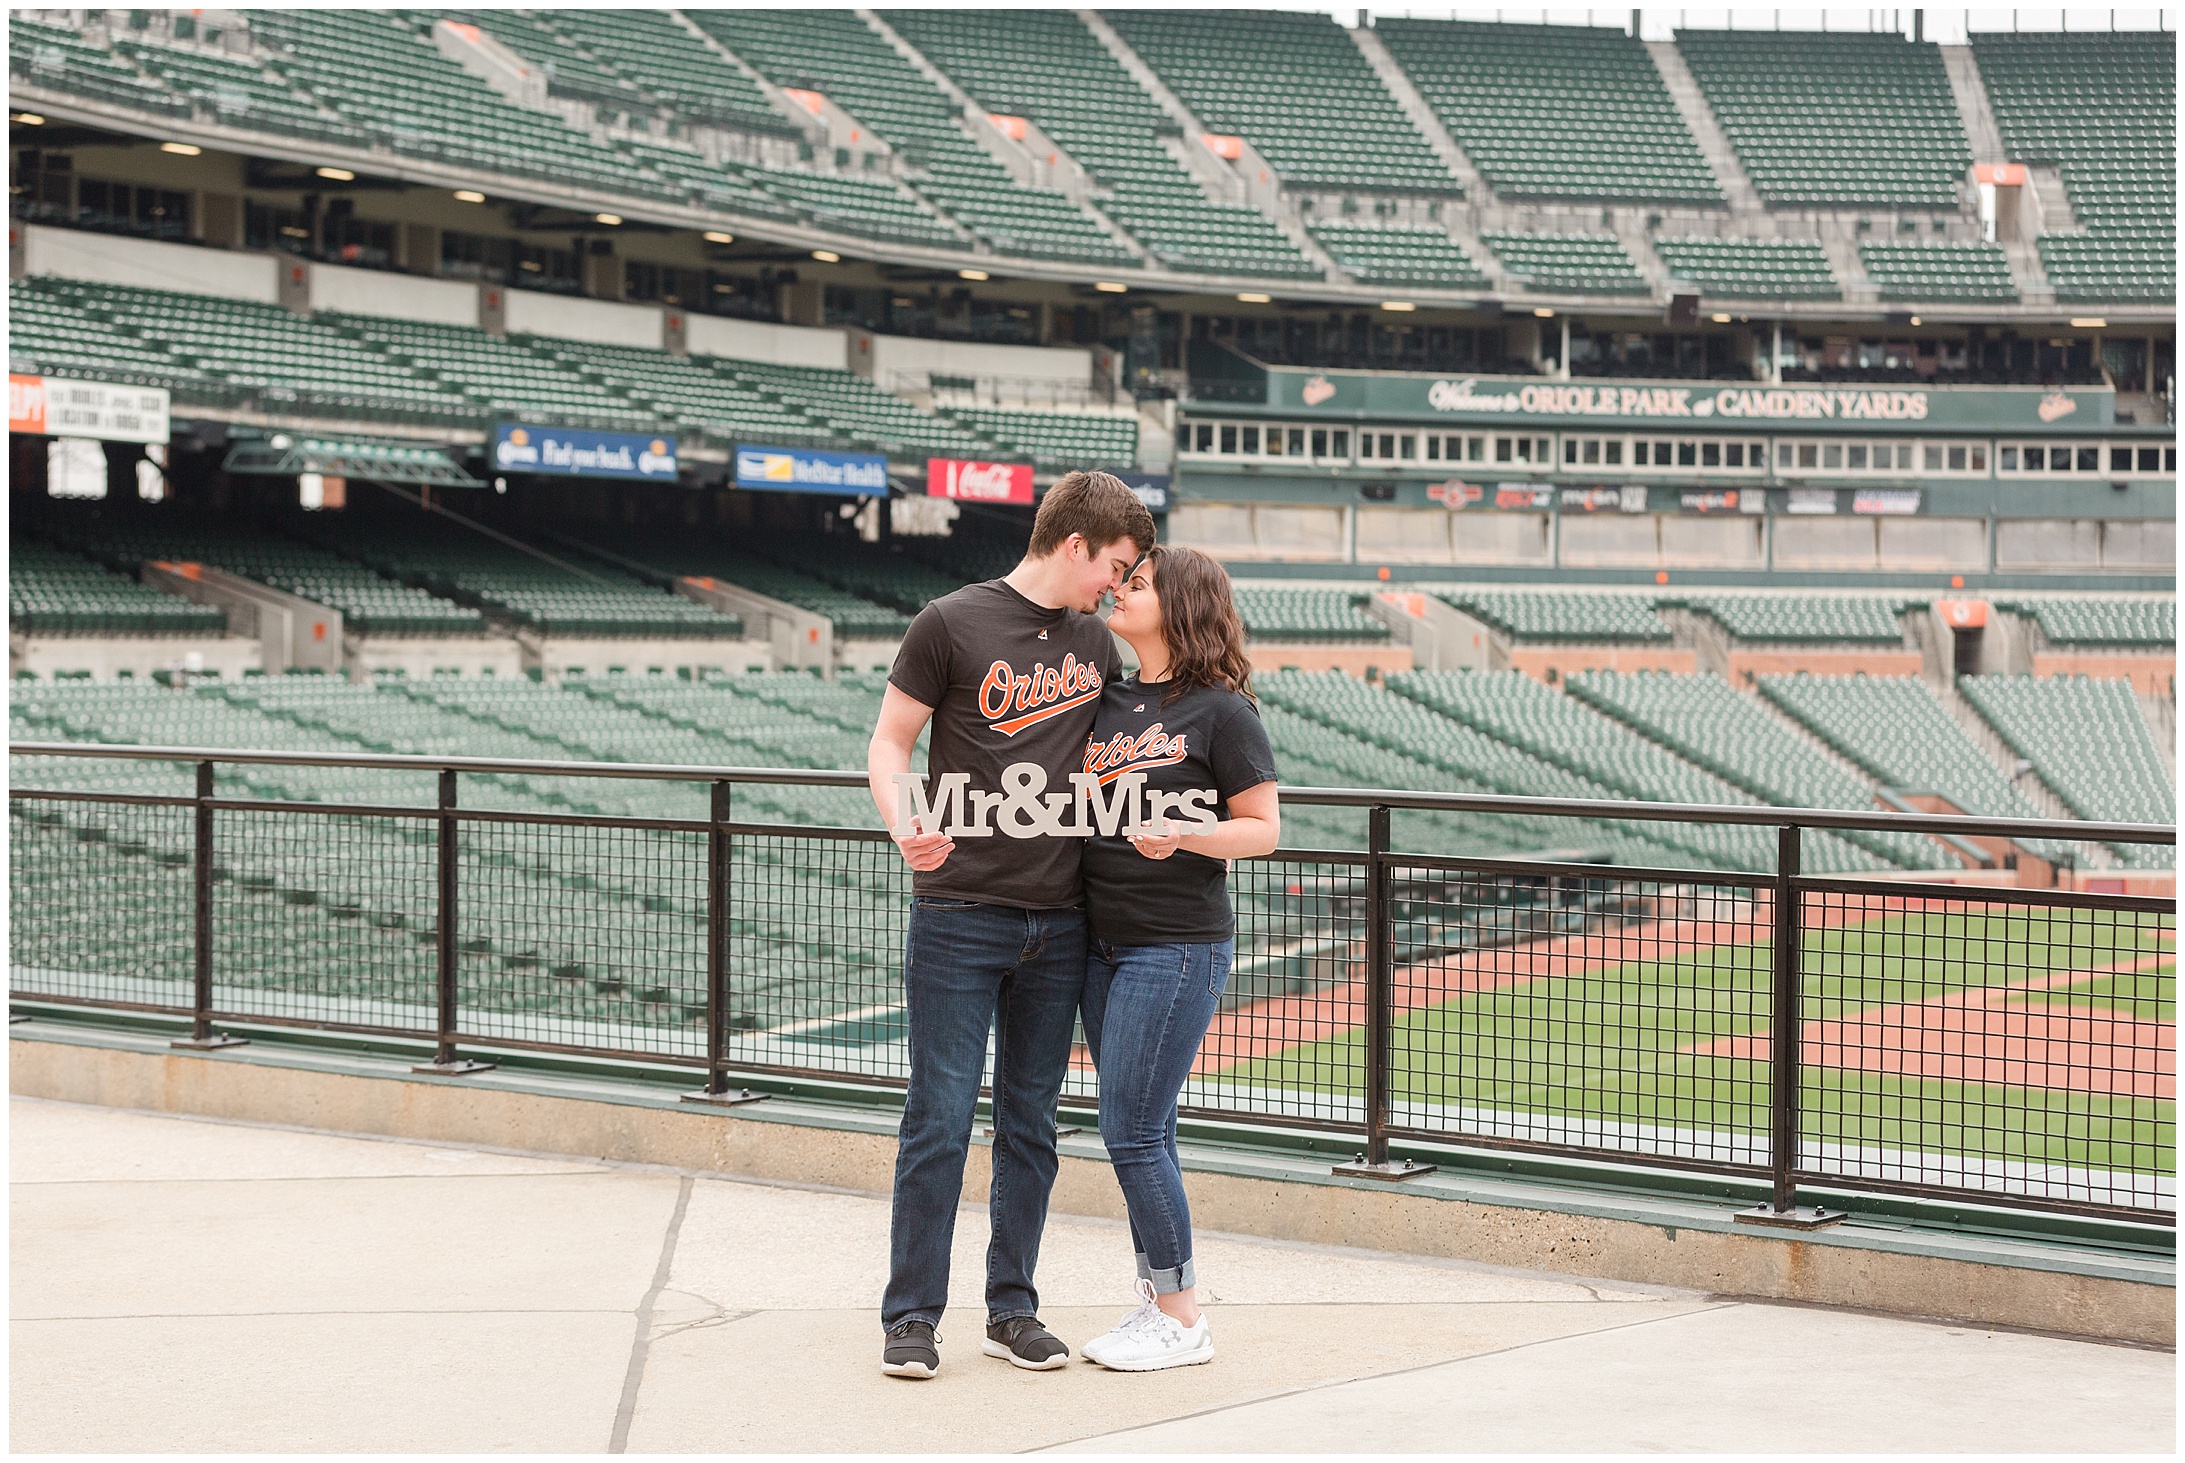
1079, 677, 1279, 945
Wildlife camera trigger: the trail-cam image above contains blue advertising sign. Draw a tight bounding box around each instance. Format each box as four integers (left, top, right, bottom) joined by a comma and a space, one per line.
493, 424, 677, 481
733, 444, 889, 496
1113, 472, 1170, 512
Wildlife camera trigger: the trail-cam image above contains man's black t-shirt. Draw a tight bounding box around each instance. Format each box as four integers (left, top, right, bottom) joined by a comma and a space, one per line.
1079, 677, 1279, 944
888, 579, 1123, 909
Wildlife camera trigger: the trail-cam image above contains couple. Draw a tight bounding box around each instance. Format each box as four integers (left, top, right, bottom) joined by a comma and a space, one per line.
865, 470, 1278, 1379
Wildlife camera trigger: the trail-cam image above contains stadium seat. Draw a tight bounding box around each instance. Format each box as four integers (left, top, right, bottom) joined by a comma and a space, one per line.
1443, 591, 1670, 643
1960, 673, 2173, 868
1652, 238, 1841, 302
1858, 241, 2018, 303
1306, 221, 1489, 289
1479, 233, 1649, 295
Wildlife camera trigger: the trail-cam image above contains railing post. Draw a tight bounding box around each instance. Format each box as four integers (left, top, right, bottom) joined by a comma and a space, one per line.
686, 778, 763, 1105
1335, 804, 1432, 1180
171, 759, 246, 1051
1737, 822, 1841, 1228
414, 768, 494, 1076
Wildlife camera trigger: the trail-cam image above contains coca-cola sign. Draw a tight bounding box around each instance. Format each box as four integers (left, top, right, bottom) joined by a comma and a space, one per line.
927, 458, 1033, 504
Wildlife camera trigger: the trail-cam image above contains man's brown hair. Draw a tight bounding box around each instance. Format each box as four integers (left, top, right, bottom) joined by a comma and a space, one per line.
1026, 469, 1156, 560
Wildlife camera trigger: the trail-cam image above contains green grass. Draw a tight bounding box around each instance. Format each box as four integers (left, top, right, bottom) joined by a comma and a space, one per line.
2012, 967, 2177, 1023
1226, 910, 2176, 1174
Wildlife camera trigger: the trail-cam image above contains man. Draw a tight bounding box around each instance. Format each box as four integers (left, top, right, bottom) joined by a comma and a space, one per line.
867, 470, 1156, 1380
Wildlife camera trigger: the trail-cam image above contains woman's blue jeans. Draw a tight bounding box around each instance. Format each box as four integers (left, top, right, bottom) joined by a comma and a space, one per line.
1082, 938, 1233, 1294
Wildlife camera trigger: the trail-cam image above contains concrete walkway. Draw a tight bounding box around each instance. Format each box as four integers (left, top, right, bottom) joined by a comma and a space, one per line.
10, 1097, 2174, 1454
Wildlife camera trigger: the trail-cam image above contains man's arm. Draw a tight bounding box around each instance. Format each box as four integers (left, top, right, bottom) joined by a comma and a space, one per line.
869, 684, 953, 872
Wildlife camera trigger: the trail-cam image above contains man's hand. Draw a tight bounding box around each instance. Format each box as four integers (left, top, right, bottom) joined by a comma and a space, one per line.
894, 824, 955, 872
1126, 817, 1182, 861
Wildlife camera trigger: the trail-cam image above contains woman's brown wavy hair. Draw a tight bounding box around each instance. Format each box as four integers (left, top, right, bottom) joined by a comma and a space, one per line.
1143, 544, 1254, 706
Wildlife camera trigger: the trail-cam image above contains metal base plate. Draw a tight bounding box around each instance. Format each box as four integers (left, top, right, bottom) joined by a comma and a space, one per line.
411, 1059, 497, 1076
1332, 1158, 1439, 1181
170, 1034, 250, 1050
681, 1087, 769, 1106
1734, 1204, 1848, 1230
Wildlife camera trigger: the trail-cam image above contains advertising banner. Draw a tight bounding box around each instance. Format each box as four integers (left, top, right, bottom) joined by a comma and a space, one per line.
1114, 471, 1171, 512
733, 444, 888, 495
1852, 489, 1923, 515
927, 457, 1034, 504
1680, 488, 1763, 515
494, 424, 677, 481
1259, 370, 2114, 432
9, 374, 170, 444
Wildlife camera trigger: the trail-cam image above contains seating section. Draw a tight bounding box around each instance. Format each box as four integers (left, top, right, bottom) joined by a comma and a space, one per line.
1443, 591, 1670, 643
755, 537, 965, 619
2003, 597, 2175, 648
689, 9, 1131, 265
1479, 233, 1648, 295
1756, 673, 2071, 861
111, 32, 349, 143
1857, 241, 2018, 303
1675, 30, 1970, 207
565, 531, 911, 641
1651, 238, 1840, 301
717, 360, 988, 459
9, 15, 192, 117
1681, 595, 1911, 644
1972, 32, 2172, 305
8, 280, 224, 397
936, 408, 1139, 471
321, 315, 653, 433
1105, 11, 1458, 194
32, 515, 489, 637
1960, 674, 2172, 867
10, 542, 229, 638
1377, 20, 1719, 204
881, 10, 1318, 278
1388, 669, 1884, 873
294, 521, 743, 640
1566, 670, 1936, 868
512, 338, 831, 447
1306, 222, 1489, 288
737, 162, 962, 249
1232, 588, 1391, 644
21, 278, 468, 422
511, 8, 788, 135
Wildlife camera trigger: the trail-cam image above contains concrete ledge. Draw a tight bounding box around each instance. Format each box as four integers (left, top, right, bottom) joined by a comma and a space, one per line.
11, 1024, 2173, 1347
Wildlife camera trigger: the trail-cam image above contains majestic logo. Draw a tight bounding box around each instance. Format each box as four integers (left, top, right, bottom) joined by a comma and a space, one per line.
978, 654, 1102, 736
1083, 723, 1190, 785
893, 764, 1215, 840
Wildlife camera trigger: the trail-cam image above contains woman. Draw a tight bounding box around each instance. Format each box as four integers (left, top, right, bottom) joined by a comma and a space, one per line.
1076, 545, 1280, 1372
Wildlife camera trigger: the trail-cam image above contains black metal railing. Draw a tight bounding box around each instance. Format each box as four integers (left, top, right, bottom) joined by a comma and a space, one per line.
9, 741, 2175, 1227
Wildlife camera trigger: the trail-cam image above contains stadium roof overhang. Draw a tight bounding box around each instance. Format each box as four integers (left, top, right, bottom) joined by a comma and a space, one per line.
222, 434, 479, 487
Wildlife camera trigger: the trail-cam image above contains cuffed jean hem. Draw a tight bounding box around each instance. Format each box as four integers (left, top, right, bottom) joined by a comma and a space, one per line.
1134, 1251, 1196, 1294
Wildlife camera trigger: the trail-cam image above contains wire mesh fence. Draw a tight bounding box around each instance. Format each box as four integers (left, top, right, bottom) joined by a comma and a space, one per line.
7, 746, 2174, 1224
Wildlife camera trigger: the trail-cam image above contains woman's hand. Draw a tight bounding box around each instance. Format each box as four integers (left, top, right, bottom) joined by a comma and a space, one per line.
1127, 817, 1182, 860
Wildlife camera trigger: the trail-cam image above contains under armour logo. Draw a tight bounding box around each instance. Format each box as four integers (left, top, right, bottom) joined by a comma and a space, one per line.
1037, 629, 1049, 640
1133, 704, 1144, 712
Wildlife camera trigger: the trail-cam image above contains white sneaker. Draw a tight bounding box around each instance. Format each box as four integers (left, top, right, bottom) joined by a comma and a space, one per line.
1083, 1279, 1214, 1372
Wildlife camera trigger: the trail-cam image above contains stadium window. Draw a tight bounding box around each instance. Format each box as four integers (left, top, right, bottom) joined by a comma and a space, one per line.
1265, 427, 1286, 457
1777, 443, 1794, 469
1878, 443, 1900, 470
1310, 429, 1328, 458
1657, 440, 1676, 465
2140, 447, 2162, 472
1563, 439, 1579, 465
1822, 444, 1843, 469
1467, 436, 1485, 462
1724, 443, 1744, 468
1583, 440, 1600, 465
1924, 445, 1943, 472
1397, 435, 1415, 460
1194, 424, 1214, 453
1969, 445, 1986, 472
1847, 446, 1867, 470
1219, 425, 1238, 454
1427, 436, 1443, 461
1702, 442, 1721, 468
1677, 442, 1697, 467
1496, 437, 1513, 463
2111, 446, 2135, 472
1604, 440, 1623, 466
2077, 446, 2099, 472
1330, 430, 1350, 458
1948, 445, 1968, 472
2167, 448, 2177, 472
1288, 428, 1305, 456
1359, 434, 1377, 460
1515, 438, 1535, 463
1998, 446, 2018, 472
1798, 444, 1818, 469
1241, 426, 1261, 454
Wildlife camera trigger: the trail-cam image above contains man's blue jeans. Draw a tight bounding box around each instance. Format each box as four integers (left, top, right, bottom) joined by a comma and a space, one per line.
882, 897, 1087, 1332
1082, 939, 1233, 1294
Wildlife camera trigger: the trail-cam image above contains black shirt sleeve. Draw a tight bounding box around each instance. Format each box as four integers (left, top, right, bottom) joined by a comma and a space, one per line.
888, 603, 952, 709
1209, 696, 1280, 800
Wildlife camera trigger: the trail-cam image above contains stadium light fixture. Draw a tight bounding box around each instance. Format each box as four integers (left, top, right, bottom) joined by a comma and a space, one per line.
812, 250, 841, 263
160, 142, 202, 156
13, 113, 45, 126
1379, 300, 1416, 312
703, 231, 735, 244
1710, 312, 1731, 323
594, 213, 622, 226
958, 268, 990, 281
1094, 281, 1128, 293
453, 190, 486, 203
1908, 316, 1922, 327
2069, 317, 2108, 329
1532, 307, 1555, 318
1236, 292, 1272, 304
316, 166, 355, 182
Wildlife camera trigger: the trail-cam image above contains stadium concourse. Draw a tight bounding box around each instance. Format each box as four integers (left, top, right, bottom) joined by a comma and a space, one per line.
5, 6, 2176, 1439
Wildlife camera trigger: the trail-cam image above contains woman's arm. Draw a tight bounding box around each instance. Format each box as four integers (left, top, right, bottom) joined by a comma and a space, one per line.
1128, 780, 1280, 862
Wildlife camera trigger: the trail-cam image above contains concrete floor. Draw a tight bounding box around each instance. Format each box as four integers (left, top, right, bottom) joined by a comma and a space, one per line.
9, 1096, 2174, 1454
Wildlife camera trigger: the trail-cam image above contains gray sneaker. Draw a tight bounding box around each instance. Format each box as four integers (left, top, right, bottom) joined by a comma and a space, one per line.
982, 1315, 1070, 1370
881, 1319, 940, 1379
